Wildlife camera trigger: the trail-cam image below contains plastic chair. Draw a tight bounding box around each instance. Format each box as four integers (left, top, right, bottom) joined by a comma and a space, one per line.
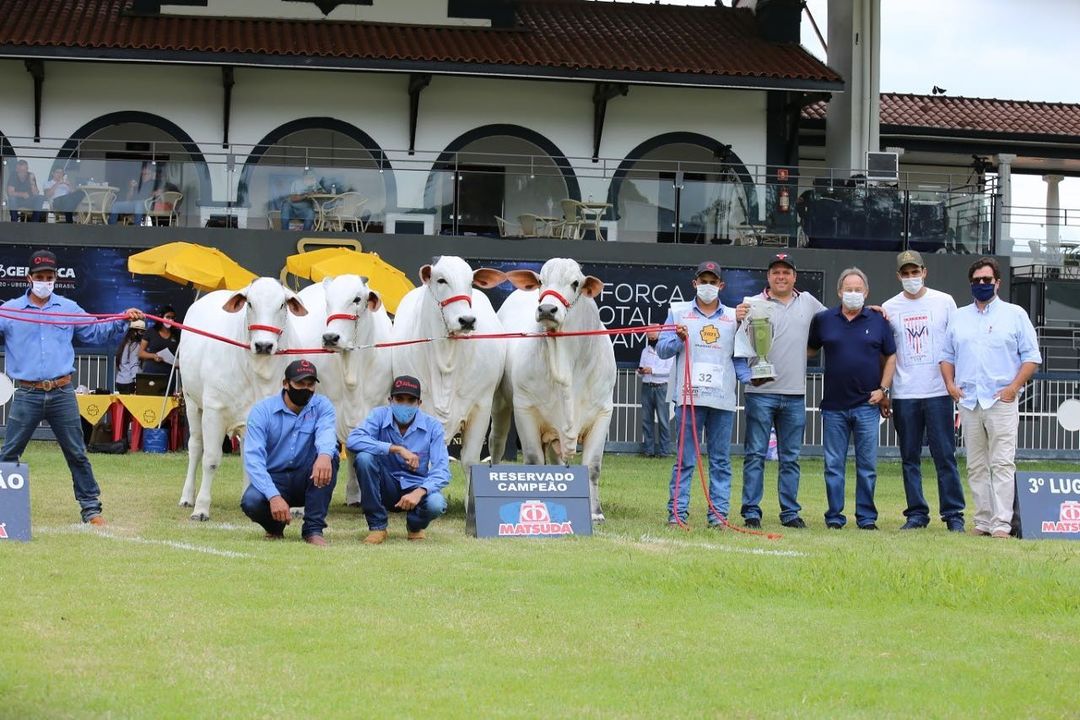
559, 199, 584, 239
143, 191, 183, 226
517, 214, 542, 238
76, 189, 116, 225
322, 192, 368, 232
495, 216, 523, 238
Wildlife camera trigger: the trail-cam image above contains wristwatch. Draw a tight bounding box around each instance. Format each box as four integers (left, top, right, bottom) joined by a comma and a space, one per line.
879, 386, 891, 396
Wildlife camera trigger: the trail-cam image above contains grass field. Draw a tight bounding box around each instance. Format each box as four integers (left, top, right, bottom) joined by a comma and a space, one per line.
1, 441, 1078, 719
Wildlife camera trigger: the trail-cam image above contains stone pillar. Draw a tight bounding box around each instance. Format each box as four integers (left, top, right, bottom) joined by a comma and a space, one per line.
996, 153, 1016, 254
1044, 174, 1064, 250
825, 0, 881, 174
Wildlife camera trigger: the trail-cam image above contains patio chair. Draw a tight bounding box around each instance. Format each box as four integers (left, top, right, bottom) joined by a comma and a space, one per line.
267, 210, 282, 230
559, 199, 584, 240
76, 188, 116, 225
495, 215, 523, 238
322, 192, 368, 232
517, 213, 542, 238
143, 191, 183, 226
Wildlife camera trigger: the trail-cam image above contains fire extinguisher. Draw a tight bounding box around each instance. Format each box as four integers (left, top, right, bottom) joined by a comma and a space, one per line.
778, 185, 790, 213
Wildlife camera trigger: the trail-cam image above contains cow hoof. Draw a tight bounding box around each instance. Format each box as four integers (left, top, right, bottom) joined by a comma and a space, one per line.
189, 512, 210, 522
592, 513, 606, 524
179, 500, 194, 508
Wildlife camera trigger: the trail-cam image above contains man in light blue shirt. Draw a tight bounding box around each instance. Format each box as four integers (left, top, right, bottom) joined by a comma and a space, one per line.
0, 249, 143, 525
940, 257, 1041, 538
638, 329, 674, 457
241, 359, 339, 545
347, 375, 450, 544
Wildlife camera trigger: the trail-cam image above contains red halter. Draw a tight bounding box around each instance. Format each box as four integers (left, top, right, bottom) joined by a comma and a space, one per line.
440, 294, 472, 308
538, 289, 571, 308
325, 313, 358, 324
248, 324, 283, 335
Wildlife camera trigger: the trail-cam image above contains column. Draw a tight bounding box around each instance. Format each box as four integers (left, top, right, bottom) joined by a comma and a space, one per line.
825, 0, 882, 173
1044, 174, 1064, 251
996, 154, 1015, 255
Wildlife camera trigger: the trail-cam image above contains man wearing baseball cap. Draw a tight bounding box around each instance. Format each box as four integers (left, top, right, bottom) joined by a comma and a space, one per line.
241, 359, 339, 545
0, 249, 144, 526
883, 250, 965, 532
347, 375, 449, 544
735, 253, 826, 530
656, 261, 750, 528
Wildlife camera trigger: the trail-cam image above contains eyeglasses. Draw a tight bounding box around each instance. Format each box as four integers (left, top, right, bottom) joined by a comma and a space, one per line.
971, 277, 996, 285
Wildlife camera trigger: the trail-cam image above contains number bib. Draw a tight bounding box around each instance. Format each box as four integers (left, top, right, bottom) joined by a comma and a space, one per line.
692, 361, 726, 391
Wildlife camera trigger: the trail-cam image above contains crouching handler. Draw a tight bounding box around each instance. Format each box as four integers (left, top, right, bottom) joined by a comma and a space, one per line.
347, 375, 449, 544
241, 359, 338, 546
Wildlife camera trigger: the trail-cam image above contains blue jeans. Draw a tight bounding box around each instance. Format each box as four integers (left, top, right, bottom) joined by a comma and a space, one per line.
354, 451, 447, 532
0, 385, 102, 521
822, 404, 880, 527
741, 393, 806, 523
280, 199, 315, 230
668, 404, 734, 525
109, 199, 146, 225
240, 455, 339, 538
891, 396, 965, 525
640, 382, 671, 456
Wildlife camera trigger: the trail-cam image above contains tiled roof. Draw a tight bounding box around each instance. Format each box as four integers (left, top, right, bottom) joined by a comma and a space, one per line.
0, 0, 841, 88
803, 93, 1080, 138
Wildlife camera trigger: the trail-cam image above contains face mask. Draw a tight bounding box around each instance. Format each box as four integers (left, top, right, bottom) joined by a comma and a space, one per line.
901, 277, 924, 295
696, 284, 719, 304
647, 337, 658, 347
971, 282, 996, 302
285, 386, 314, 407
391, 403, 418, 425
31, 280, 54, 299
841, 291, 865, 311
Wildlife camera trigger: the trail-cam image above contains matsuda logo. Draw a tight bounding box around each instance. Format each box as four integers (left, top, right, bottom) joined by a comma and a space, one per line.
1042, 501, 1080, 534
699, 324, 719, 344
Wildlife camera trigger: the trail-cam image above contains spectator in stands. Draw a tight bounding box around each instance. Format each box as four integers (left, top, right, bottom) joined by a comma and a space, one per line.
808, 267, 896, 530
883, 250, 965, 532
115, 319, 145, 393
279, 170, 320, 231
109, 163, 178, 225
637, 329, 673, 457
43, 167, 83, 223
6, 159, 45, 222
940, 257, 1041, 539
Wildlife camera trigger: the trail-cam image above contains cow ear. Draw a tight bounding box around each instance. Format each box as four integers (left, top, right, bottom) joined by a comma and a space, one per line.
473, 267, 507, 289
419, 264, 432, 285
507, 270, 541, 290
322, 276, 333, 290
581, 275, 604, 298
367, 290, 382, 313
222, 291, 248, 313
285, 290, 309, 317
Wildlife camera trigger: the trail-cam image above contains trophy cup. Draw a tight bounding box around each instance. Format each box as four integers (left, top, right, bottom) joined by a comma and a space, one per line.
746, 300, 776, 382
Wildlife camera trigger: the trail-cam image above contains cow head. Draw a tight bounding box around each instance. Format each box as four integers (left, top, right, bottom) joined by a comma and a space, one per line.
222, 277, 308, 355
506, 258, 603, 330
419, 255, 506, 335
321, 274, 381, 350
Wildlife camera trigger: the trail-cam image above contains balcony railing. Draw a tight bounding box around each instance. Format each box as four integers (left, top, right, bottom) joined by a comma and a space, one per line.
1, 134, 996, 254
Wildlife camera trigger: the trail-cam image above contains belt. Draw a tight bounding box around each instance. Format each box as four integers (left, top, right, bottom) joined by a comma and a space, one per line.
17, 375, 73, 391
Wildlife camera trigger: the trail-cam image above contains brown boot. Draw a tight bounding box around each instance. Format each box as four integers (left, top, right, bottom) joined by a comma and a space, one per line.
304, 534, 328, 547
87, 515, 107, 527
407, 529, 426, 541
363, 529, 388, 545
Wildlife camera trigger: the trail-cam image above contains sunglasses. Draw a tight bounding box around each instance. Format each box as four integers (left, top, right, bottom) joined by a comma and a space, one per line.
971, 277, 996, 285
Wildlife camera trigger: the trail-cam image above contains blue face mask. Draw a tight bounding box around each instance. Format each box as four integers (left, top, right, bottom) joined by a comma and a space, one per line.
971, 282, 996, 302
391, 403, 418, 425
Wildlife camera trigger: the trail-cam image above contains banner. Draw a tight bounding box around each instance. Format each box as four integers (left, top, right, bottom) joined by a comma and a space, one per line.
1016, 472, 1080, 540
467, 464, 593, 538
0, 462, 31, 542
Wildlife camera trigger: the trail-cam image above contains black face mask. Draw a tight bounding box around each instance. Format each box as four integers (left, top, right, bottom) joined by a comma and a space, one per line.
647, 338, 658, 347
286, 386, 314, 407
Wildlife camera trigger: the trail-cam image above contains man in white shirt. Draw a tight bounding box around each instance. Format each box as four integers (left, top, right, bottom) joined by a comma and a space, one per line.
883, 250, 965, 532
940, 257, 1041, 539
638, 330, 674, 457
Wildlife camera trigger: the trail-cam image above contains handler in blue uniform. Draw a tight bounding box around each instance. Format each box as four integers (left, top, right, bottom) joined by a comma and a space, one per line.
347, 375, 449, 544
241, 359, 339, 545
0, 249, 143, 525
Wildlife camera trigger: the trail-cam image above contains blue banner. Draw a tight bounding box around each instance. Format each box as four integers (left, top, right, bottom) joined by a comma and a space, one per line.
0, 462, 31, 542
1017, 472, 1080, 540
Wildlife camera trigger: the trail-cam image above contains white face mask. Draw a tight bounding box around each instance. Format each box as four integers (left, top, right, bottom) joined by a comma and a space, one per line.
901, 277, 924, 295
696, 284, 719, 304
841, 291, 865, 311
31, 280, 54, 299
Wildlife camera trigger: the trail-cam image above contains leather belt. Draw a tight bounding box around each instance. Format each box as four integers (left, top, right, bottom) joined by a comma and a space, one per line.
17, 375, 73, 391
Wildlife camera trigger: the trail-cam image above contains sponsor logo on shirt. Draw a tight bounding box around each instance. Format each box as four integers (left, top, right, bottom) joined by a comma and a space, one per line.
699, 325, 720, 344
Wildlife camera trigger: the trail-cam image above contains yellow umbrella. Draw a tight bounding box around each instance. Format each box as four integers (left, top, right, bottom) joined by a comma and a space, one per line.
128, 242, 257, 292
284, 248, 415, 314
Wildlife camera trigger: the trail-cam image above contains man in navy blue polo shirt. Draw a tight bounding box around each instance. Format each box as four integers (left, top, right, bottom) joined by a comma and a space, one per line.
808, 267, 896, 530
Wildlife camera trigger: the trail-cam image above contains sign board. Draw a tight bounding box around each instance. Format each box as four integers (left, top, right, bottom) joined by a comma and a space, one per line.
467, 464, 593, 538
0, 462, 31, 542
1016, 471, 1080, 540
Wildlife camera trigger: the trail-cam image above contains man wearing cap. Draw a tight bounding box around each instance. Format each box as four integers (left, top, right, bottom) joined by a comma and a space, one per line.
883, 250, 965, 532
735, 253, 826, 530
656, 261, 750, 528
0, 249, 144, 525
240, 359, 339, 545
941, 257, 1041, 539
346, 375, 450, 544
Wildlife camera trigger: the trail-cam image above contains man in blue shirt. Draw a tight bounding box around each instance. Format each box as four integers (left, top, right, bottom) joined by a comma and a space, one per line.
940, 257, 1041, 538
0, 249, 143, 525
240, 359, 339, 545
808, 267, 897, 530
347, 375, 450, 544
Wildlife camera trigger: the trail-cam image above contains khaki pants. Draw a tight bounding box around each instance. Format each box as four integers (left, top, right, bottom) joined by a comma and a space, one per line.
960, 401, 1019, 534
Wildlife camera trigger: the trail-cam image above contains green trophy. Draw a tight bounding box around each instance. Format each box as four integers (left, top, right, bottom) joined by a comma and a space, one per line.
747, 301, 776, 381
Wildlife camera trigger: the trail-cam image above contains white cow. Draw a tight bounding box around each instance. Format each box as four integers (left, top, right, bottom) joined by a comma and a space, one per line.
489, 258, 617, 521
391, 256, 507, 483
295, 274, 393, 505
177, 277, 310, 521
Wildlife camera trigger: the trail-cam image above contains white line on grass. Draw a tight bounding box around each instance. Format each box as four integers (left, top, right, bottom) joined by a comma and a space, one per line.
601, 532, 809, 558
37, 525, 252, 559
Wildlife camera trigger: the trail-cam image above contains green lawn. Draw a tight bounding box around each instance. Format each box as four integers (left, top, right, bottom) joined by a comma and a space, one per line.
1, 442, 1078, 719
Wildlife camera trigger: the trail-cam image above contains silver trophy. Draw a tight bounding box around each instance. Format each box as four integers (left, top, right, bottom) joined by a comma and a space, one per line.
746, 300, 776, 381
